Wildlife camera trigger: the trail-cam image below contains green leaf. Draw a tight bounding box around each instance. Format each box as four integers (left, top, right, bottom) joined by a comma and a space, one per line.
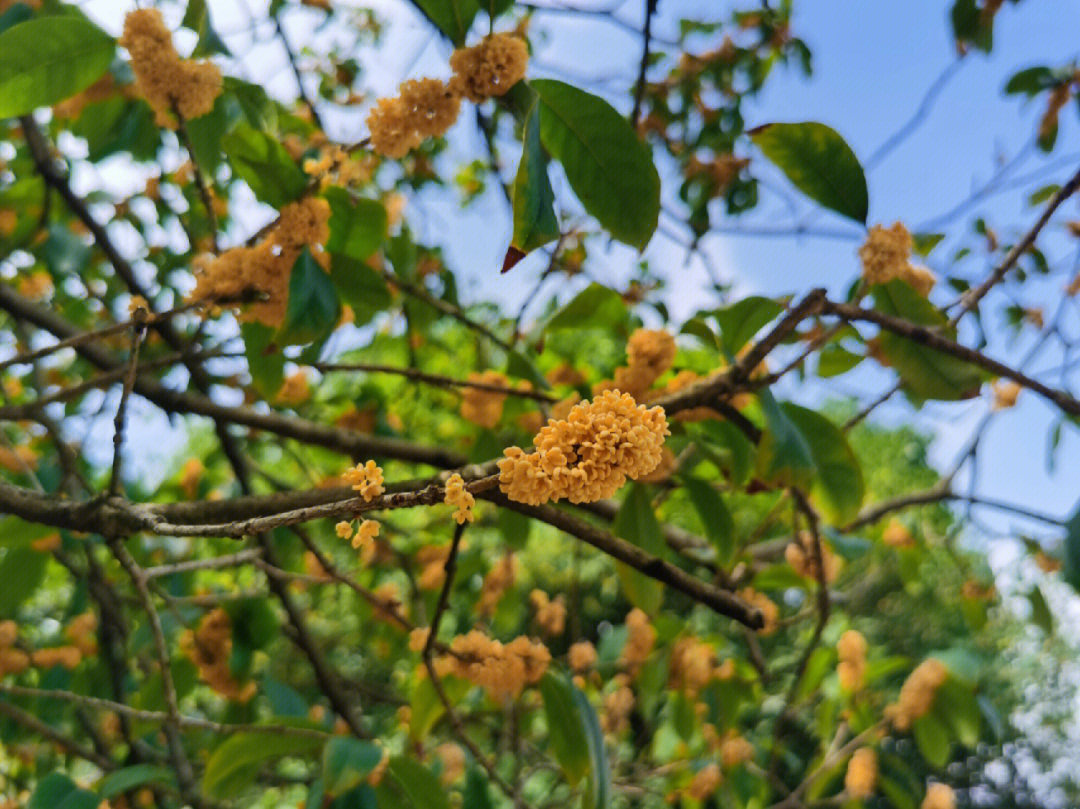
56, 792, 100, 809
202, 731, 325, 799
1004, 66, 1054, 96
545, 283, 628, 332
540, 672, 611, 809
0, 4, 33, 36
911, 232, 945, 258
688, 420, 754, 486
407, 0, 478, 45
531, 79, 660, 249
1027, 585, 1053, 635
612, 483, 665, 614
912, 713, 951, 769
181, 0, 231, 56
242, 322, 285, 398
872, 280, 984, 402
781, 404, 864, 523
99, 765, 177, 799
222, 122, 307, 207
28, 773, 79, 809
277, 247, 341, 347
540, 672, 590, 786
329, 255, 391, 328
0, 546, 48, 614
1063, 503, 1080, 595
326, 189, 388, 262
512, 105, 560, 253
712, 296, 783, 358
755, 390, 815, 491
462, 768, 494, 809
379, 756, 450, 809
750, 121, 868, 224
816, 343, 862, 377
683, 477, 734, 563
935, 676, 980, 749
323, 738, 383, 797
0, 16, 114, 119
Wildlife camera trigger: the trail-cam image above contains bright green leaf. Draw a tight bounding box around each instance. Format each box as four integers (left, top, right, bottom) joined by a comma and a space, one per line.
781, 404, 864, 523
683, 477, 734, 563
202, 731, 325, 799
99, 765, 177, 800
0, 546, 48, 615
512, 106, 560, 253
222, 122, 307, 207
277, 247, 341, 347
613, 483, 665, 614
0, 16, 114, 119
531, 79, 660, 249
712, 296, 783, 358
326, 189, 388, 262
545, 283, 628, 332
750, 121, 868, 224
407, 0, 478, 45
323, 738, 383, 797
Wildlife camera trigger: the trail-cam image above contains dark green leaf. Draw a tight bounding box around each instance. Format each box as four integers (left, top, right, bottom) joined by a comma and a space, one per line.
0, 546, 48, 614
613, 483, 665, 613
750, 121, 868, 224
222, 122, 307, 207
683, 477, 734, 563
545, 283, 627, 332
202, 731, 325, 799
242, 322, 285, 398
540, 672, 590, 786
329, 255, 391, 328
911, 232, 945, 258
512, 106, 560, 253
28, 773, 79, 809
1027, 585, 1053, 634
380, 756, 450, 809
99, 765, 177, 799
0, 16, 114, 118
816, 343, 862, 377
712, 296, 783, 358
323, 738, 383, 797
407, 0, 478, 45
326, 189, 388, 262
531, 79, 660, 249
277, 247, 341, 346
755, 390, 815, 490
1061, 502, 1080, 594
181, 0, 231, 56
872, 280, 984, 401
1004, 66, 1054, 96
781, 404, 864, 523
912, 713, 951, 768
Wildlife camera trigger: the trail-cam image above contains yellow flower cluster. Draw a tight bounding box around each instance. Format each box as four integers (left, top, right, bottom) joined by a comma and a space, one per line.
64, 612, 98, 658
449, 34, 529, 103
837, 629, 867, 691
529, 589, 566, 636
190, 198, 331, 327
435, 742, 466, 786
668, 636, 715, 693
460, 370, 510, 428
882, 518, 914, 548
568, 640, 597, 672
620, 608, 656, 674
738, 587, 780, 635
433, 630, 550, 701
180, 609, 256, 702
785, 537, 842, 583
275, 369, 311, 406
344, 460, 386, 501
719, 731, 755, 768
303, 144, 375, 189
992, 380, 1021, 410
120, 9, 222, 126
0, 620, 29, 677
477, 553, 516, 617
597, 328, 677, 399
921, 783, 956, 809
845, 747, 878, 798
31, 646, 83, 670
416, 544, 452, 591
497, 390, 669, 505
367, 78, 462, 159
858, 222, 937, 297
443, 473, 475, 524
886, 658, 948, 731
337, 518, 380, 562
601, 675, 635, 733
684, 764, 723, 801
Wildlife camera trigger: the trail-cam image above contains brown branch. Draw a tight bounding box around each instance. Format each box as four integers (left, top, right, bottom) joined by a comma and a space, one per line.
314, 361, 559, 402
0, 698, 114, 770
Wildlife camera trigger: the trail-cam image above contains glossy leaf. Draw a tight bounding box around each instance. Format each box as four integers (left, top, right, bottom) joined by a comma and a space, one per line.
532, 79, 660, 249
750, 121, 868, 224
755, 390, 815, 491
277, 248, 341, 347
613, 483, 665, 614
326, 189, 388, 262
545, 282, 628, 332
539, 671, 610, 809
512, 106, 560, 253
378, 756, 450, 809
323, 738, 383, 796
0, 546, 48, 614
872, 280, 984, 402
0, 16, 114, 118
683, 477, 734, 562
242, 322, 285, 398
222, 123, 307, 207
712, 296, 783, 358
781, 404, 864, 523
202, 731, 325, 798
99, 765, 177, 799
408, 0, 478, 45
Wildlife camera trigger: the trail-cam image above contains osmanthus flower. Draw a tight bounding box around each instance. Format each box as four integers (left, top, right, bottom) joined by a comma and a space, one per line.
737, 587, 780, 635
443, 473, 475, 524
859, 221, 937, 297
119, 9, 222, 126
343, 460, 385, 502
449, 33, 529, 103
179, 609, 256, 702
921, 783, 956, 809
619, 607, 656, 674
190, 198, 332, 327
366, 78, 461, 159
886, 658, 949, 731
432, 630, 550, 702
459, 370, 510, 428
529, 589, 566, 636
595, 328, 677, 399
568, 640, 597, 672
836, 629, 868, 691
497, 390, 670, 506
845, 748, 878, 798
476, 553, 516, 617
785, 535, 842, 583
